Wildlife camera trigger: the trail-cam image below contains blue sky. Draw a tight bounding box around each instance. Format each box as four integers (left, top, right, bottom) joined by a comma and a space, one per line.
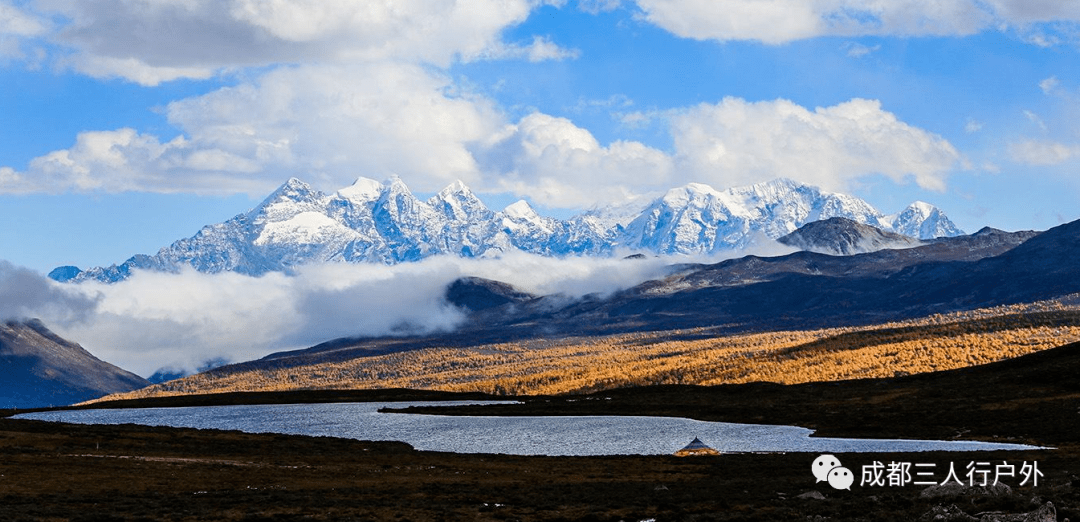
3, 0, 1080, 274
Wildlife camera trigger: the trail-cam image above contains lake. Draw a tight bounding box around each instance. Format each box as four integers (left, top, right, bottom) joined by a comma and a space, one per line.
15, 402, 1041, 456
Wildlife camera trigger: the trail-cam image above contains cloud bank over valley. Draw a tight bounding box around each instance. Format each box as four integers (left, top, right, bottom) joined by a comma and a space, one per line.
0, 252, 683, 377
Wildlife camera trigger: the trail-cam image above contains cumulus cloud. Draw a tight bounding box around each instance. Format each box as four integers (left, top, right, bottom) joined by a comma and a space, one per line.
31, 0, 554, 84
0, 62, 504, 196
2, 90, 963, 207
668, 97, 961, 193
2, 66, 672, 204
2, 1, 975, 207
477, 112, 674, 208
630, 0, 1080, 45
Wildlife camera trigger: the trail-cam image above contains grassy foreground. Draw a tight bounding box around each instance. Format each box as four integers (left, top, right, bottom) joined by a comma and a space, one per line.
3, 340, 1080, 520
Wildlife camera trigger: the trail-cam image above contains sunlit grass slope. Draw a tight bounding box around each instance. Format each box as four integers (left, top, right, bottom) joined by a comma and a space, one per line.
97, 300, 1080, 401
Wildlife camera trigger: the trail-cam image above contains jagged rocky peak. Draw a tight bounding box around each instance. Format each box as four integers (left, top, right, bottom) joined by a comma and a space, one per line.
889, 201, 964, 239
376, 175, 425, 216
48, 266, 83, 283
54, 176, 971, 284
439, 179, 470, 196
251, 177, 326, 222
429, 179, 492, 221
263, 177, 320, 204
381, 175, 412, 197
778, 217, 923, 255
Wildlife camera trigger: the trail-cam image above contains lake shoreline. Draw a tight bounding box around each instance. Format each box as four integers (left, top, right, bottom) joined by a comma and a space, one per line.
0, 416, 1072, 521
14, 401, 1041, 456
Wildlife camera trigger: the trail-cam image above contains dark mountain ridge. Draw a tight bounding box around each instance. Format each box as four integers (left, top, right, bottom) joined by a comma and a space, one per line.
585, 219, 1072, 331
0, 320, 150, 408
777, 217, 922, 255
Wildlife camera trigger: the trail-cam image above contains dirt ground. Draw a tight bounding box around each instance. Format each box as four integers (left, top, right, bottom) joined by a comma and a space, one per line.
2, 343, 1079, 521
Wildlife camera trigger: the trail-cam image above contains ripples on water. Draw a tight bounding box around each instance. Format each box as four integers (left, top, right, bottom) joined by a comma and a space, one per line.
16, 402, 1040, 456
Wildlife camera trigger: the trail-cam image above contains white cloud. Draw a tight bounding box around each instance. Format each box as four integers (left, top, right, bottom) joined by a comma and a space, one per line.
630, 0, 1080, 44
0, 2, 47, 36
165, 63, 503, 192
1023, 109, 1048, 131
66, 56, 218, 86
0, 62, 505, 196
984, 0, 1080, 24
0, 260, 99, 324
1039, 76, 1060, 94
478, 112, 674, 208
31, 0, 550, 84
3, 91, 964, 209
1008, 139, 1078, 166
17, 253, 671, 377
668, 97, 961, 192
578, 0, 623, 14
474, 98, 963, 208
0, 0, 48, 60
483, 35, 582, 62
842, 41, 881, 57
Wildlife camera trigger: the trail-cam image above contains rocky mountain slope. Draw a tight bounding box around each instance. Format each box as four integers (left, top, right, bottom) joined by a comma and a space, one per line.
54, 177, 963, 283
777, 217, 923, 255
559, 221, 1063, 333
0, 320, 149, 408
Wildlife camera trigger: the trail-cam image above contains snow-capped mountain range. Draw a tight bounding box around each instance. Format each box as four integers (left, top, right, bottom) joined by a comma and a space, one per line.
55, 177, 964, 283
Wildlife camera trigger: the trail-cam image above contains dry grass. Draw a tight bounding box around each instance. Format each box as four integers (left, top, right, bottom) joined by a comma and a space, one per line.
95, 299, 1080, 402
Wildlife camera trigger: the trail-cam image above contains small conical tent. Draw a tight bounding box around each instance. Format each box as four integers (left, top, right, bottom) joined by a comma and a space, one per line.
673, 437, 720, 457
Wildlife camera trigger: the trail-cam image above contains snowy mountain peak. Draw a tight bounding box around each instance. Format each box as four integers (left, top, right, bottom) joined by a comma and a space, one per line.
384, 175, 411, 192
733, 177, 804, 197
503, 200, 539, 221
337, 177, 384, 202
439, 179, 471, 197
905, 201, 937, 218
429, 180, 492, 222
683, 182, 719, 194
252, 177, 325, 223
283, 176, 310, 190
660, 182, 721, 205
259, 177, 320, 205
58, 176, 968, 283
889, 201, 963, 239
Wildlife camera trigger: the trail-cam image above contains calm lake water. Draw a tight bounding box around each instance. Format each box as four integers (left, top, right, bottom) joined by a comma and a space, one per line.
15, 402, 1039, 456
